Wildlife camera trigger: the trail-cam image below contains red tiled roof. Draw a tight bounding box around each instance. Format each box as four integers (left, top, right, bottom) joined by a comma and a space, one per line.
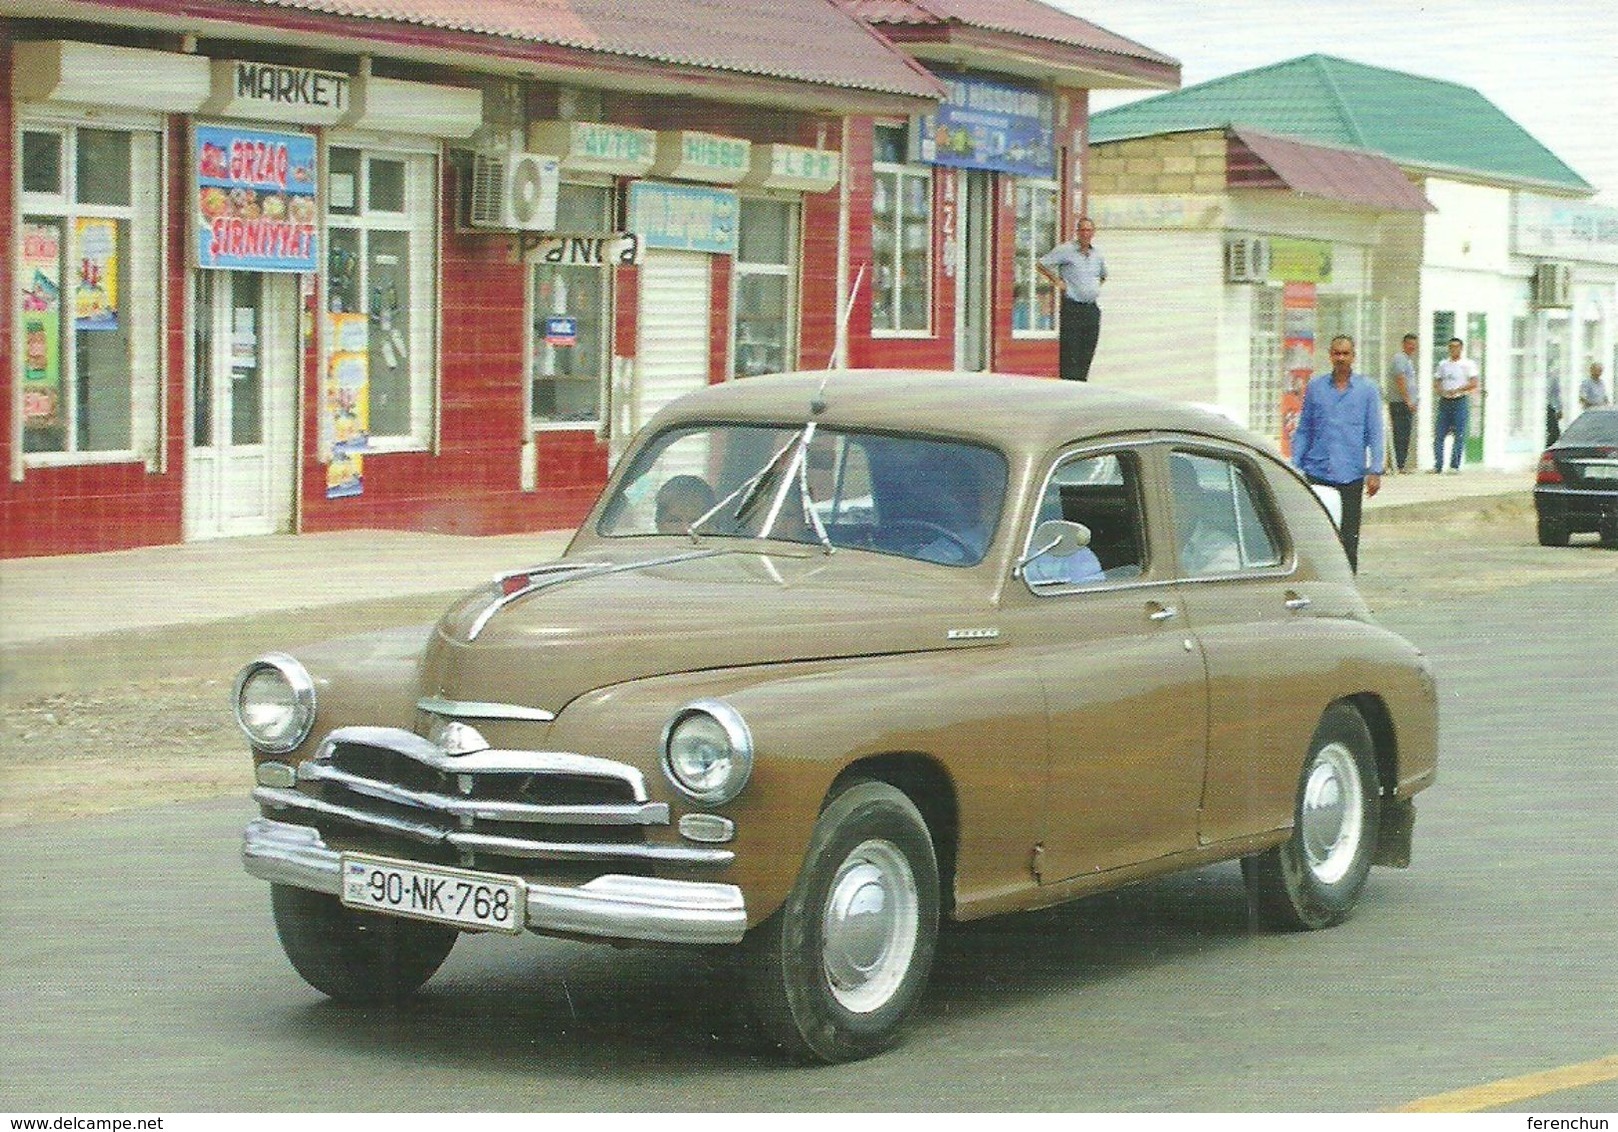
1229, 127, 1433, 212
228, 0, 942, 99
841, 0, 1176, 68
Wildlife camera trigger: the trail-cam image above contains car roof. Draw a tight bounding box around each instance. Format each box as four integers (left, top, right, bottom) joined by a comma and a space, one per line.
646, 370, 1275, 460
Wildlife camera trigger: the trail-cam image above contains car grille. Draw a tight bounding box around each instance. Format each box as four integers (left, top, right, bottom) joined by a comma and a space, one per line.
252, 724, 731, 872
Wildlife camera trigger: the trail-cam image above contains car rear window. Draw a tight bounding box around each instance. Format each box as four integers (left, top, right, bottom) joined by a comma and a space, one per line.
1559, 409, 1618, 446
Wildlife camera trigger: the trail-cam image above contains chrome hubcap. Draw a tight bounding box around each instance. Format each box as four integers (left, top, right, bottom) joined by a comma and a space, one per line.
1300, 741, 1365, 885
821, 839, 919, 1014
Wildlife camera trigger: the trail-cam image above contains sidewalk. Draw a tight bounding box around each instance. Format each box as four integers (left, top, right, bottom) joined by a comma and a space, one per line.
0, 468, 1528, 648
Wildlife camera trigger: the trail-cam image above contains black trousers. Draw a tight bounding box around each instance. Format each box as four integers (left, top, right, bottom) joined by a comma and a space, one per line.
1059, 298, 1101, 381
1310, 477, 1366, 573
1389, 401, 1413, 470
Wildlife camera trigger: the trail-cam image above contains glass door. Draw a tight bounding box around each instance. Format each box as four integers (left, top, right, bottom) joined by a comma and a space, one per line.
186, 271, 298, 538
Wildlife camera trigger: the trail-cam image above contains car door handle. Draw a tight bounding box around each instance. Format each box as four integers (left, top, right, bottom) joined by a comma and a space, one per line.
1147, 601, 1178, 622
1284, 591, 1312, 611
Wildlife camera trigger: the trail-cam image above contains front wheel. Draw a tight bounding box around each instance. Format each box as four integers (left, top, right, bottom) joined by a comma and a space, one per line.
742, 780, 940, 1062
271, 884, 458, 1002
1243, 704, 1381, 930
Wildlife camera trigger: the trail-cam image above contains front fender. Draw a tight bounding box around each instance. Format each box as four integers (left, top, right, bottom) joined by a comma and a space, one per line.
545, 646, 1046, 927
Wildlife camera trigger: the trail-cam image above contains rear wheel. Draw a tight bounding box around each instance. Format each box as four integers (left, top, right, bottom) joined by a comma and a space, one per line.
1243, 704, 1381, 930
271, 884, 458, 1002
742, 780, 940, 1062
1537, 512, 1570, 547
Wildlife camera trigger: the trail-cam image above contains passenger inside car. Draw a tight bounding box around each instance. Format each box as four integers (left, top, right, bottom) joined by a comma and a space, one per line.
1171, 455, 1242, 575
655, 474, 717, 533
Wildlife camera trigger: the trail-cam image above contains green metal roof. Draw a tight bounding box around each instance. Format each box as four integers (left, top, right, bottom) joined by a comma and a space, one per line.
1090, 54, 1591, 195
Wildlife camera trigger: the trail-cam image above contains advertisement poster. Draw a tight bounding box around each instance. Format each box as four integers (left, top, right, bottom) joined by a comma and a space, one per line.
324, 311, 369, 499
75, 217, 119, 331
196, 124, 319, 272
923, 73, 1055, 179
627, 182, 738, 254
20, 222, 63, 429
1279, 281, 1319, 456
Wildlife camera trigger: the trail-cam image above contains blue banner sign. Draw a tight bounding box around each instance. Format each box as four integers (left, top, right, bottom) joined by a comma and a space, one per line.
195, 124, 319, 271
627, 182, 738, 255
925, 73, 1056, 179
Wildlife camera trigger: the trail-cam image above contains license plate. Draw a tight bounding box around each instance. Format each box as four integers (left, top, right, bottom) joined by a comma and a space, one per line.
340, 854, 525, 934
1583, 464, 1618, 480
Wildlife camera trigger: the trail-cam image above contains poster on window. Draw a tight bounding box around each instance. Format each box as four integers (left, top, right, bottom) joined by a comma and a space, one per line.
195, 124, 319, 272
324, 311, 369, 498
20, 222, 64, 429
1279, 282, 1319, 456
74, 218, 119, 331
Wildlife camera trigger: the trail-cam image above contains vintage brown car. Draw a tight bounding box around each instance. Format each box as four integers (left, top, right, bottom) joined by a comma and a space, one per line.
235, 370, 1438, 1062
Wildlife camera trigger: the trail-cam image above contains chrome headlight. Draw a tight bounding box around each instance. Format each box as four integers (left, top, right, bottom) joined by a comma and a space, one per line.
661, 700, 753, 805
233, 653, 317, 754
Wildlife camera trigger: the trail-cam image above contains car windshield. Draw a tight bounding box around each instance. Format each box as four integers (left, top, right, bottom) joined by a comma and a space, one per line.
1559, 409, 1618, 446
597, 423, 1008, 566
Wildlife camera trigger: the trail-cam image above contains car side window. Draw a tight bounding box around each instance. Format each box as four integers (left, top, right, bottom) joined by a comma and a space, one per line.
1024, 450, 1147, 590
1169, 451, 1282, 576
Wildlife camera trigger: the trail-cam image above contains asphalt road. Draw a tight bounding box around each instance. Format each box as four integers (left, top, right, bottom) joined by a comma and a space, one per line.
2, 523, 1616, 1112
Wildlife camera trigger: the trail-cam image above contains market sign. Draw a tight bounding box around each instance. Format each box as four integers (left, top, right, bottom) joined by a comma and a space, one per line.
653, 131, 751, 184
628, 182, 738, 255
195, 124, 318, 272
1515, 195, 1618, 265
923, 73, 1055, 179
206, 60, 351, 125
530, 121, 657, 176
741, 144, 841, 192
530, 232, 645, 267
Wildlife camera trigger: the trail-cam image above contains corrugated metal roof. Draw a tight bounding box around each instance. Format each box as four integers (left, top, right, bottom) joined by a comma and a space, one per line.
841, 0, 1177, 68
232, 0, 942, 99
1090, 54, 1590, 194
1229, 127, 1433, 213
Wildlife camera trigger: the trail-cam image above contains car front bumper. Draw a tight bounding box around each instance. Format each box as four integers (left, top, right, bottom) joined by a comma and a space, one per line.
242, 818, 747, 946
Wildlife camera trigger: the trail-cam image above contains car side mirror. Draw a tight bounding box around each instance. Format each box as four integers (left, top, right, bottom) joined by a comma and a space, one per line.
1015, 519, 1091, 575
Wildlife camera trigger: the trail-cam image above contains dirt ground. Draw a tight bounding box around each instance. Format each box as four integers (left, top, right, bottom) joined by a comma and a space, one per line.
3, 496, 1613, 828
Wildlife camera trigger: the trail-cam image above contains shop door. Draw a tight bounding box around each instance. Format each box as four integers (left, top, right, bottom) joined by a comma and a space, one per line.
186, 271, 298, 539
956, 170, 993, 371
634, 250, 711, 433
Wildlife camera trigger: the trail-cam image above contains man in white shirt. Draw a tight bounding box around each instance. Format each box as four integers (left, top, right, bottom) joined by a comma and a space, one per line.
1038, 217, 1107, 381
1432, 337, 1479, 472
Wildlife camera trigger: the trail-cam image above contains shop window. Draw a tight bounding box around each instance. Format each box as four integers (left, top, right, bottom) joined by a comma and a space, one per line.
1012, 180, 1058, 335
871, 124, 932, 335
17, 123, 160, 463
530, 183, 613, 427
733, 197, 798, 377
325, 143, 437, 446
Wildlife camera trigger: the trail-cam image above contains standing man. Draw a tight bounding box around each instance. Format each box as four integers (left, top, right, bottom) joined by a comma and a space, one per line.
1579, 362, 1610, 411
1292, 335, 1384, 572
1433, 336, 1480, 473
1387, 333, 1419, 472
1038, 217, 1106, 381
1546, 372, 1563, 447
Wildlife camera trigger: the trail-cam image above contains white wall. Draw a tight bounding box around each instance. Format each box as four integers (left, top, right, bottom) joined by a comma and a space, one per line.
1088, 229, 1225, 404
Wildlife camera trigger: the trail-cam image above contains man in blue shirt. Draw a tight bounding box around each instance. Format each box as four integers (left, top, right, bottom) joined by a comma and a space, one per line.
1292, 335, 1384, 572
1037, 217, 1106, 381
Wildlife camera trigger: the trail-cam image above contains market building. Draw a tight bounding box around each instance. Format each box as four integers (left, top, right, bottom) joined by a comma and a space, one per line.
1088, 54, 1611, 472
3, 0, 1178, 558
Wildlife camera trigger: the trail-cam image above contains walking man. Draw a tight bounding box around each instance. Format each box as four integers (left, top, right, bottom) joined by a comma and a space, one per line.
1387, 333, 1419, 472
1292, 335, 1384, 572
1433, 337, 1479, 472
1038, 217, 1106, 381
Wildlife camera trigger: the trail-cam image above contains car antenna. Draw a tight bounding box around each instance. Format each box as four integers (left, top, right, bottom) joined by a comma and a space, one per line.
812, 263, 865, 416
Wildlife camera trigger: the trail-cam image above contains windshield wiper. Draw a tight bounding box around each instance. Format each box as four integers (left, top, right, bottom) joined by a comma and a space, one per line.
687, 426, 807, 540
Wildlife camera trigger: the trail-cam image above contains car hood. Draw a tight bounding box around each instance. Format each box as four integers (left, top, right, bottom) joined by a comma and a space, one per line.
419, 545, 998, 714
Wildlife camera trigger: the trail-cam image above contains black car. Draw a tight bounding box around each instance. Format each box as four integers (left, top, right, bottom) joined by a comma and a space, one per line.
1534, 407, 1618, 546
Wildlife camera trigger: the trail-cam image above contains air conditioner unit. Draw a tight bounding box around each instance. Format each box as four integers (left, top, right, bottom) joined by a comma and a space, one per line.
466, 150, 560, 231
1533, 262, 1572, 309
1224, 236, 1271, 284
